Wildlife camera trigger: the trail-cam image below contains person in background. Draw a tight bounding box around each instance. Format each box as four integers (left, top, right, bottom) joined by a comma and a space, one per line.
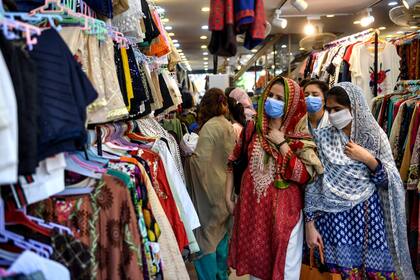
229, 87, 257, 121
303, 80, 330, 133
185, 88, 236, 280
179, 90, 199, 133
227, 97, 246, 142
305, 83, 415, 279
226, 77, 323, 280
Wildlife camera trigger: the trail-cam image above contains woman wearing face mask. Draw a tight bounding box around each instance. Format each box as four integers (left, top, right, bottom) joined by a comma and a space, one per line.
226, 77, 323, 280
305, 83, 415, 279
303, 80, 330, 133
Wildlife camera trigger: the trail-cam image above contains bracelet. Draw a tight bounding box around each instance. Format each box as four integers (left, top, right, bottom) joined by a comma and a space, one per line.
277, 140, 287, 148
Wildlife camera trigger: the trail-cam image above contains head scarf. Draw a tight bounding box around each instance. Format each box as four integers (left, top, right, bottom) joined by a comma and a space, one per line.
229, 88, 256, 120
304, 82, 415, 280
255, 76, 323, 189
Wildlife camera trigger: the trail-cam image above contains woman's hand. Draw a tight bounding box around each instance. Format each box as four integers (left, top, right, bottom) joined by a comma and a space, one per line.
226, 197, 236, 215
345, 141, 378, 171
305, 221, 324, 249
266, 128, 285, 145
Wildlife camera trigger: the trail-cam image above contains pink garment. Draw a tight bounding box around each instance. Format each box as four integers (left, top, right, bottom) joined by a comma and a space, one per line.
229, 88, 256, 120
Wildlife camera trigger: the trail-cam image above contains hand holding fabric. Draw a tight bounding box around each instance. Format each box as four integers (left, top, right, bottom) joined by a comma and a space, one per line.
345, 141, 378, 171
266, 128, 285, 145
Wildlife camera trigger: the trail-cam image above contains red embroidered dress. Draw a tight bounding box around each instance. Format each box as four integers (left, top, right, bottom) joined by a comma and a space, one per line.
228, 77, 318, 280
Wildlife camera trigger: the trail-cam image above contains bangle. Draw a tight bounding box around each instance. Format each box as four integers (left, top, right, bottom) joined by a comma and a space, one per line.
277, 140, 287, 148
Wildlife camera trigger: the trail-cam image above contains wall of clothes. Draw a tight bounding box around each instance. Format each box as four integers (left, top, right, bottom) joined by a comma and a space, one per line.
371, 80, 420, 274
0, 0, 200, 278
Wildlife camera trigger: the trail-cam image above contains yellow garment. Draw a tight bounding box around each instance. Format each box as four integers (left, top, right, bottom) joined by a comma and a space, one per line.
400, 103, 419, 182
121, 47, 134, 113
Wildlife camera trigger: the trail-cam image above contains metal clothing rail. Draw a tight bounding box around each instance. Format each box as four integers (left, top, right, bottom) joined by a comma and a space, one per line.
323, 28, 376, 48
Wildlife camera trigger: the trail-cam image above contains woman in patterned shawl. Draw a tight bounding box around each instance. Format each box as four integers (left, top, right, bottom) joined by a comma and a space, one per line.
226, 76, 323, 280
305, 82, 415, 279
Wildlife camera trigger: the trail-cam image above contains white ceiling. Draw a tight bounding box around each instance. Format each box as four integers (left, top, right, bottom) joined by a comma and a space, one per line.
154, 0, 417, 71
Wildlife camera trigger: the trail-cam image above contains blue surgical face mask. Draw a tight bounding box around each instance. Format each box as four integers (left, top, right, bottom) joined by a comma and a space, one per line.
264, 97, 285, 119
305, 95, 323, 113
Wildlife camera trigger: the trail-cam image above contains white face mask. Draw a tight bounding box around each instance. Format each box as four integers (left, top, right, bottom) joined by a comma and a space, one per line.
328, 109, 353, 129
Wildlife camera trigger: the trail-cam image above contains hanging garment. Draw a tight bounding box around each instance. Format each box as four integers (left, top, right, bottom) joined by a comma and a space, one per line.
0, 34, 38, 176
349, 42, 401, 104
28, 29, 97, 162
112, 0, 145, 43
208, 0, 236, 57
8, 251, 70, 280
0, 49, 18, 184
243, 0, 267, 50
84, 0, 113, 18
139, 0, 160, 46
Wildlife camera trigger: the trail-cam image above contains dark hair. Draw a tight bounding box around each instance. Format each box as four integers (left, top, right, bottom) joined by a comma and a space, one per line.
247, 91, 254, 97
181, 90, 194, 110
303, 80, 329, 96
225, 87, 236, 98
326, 86, 351, 108
228, 97, 246, 126
198, 88, 228, 126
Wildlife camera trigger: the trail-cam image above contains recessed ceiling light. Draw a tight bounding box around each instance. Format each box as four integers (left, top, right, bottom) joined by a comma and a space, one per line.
172, 39, 178, 43
201, 45, 207, 49
304, 23, 316, 35
201, 7, 210, 12
164, 26, 173, 30
281, 44, 287, 48
388, 1, 398, 6
162, 18, 169, 23
299, 47, 305, 50
168, 32, 175, 36
353, 20, 360, 25
326, 14, 335, 18
378, 26, 386, 30
200, 35, 208, 40
204, 61, 208, 64
201, 25, 209, 30
410, 26, 418, 29
397, 30, 404, 34
174, 43, 180, 48
203, 57, 208, 60
203, 52, 208, 55
251, 49, 257, 53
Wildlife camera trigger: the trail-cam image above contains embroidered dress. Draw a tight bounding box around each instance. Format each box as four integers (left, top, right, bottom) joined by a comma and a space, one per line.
228, 77, 323, 280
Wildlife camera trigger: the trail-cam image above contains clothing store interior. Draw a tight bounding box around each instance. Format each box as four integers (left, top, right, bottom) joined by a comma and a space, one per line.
0, 0, 419, 279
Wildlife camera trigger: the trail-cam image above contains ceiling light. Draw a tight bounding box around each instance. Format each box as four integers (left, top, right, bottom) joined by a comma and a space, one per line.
174, 43, 180, 48
326, 15, 335, 18
164, 26, 173, 30
281, 44, 287, 48
299, 47, 305, 50
291, 0, 308, 12
251, 49, 257, 53
201, 25, 209, 30
168, 32, 175, 36
201, 45, 207, 49
410, 26, 418, 29
203, 52, 208, 55
200, 35, 208, 40
201, 7, 210, 12
273, 11, 288, 29
271, 65, 275, 69
162, 18, 169, 23
360, 15, 374, 27
304, 23, 316, 35
397, 30, 404, 34
203, 57, 208, 60
172, 39, 178, 43
204, 62, 208, 65
378, 26, 386, 30
388, 1, 398, 6
353, 20, 360, 24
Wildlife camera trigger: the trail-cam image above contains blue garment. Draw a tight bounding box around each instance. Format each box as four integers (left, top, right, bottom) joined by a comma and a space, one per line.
194, 234, 229, 280
29, 29, 98, 161
307, 162, 398, 279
